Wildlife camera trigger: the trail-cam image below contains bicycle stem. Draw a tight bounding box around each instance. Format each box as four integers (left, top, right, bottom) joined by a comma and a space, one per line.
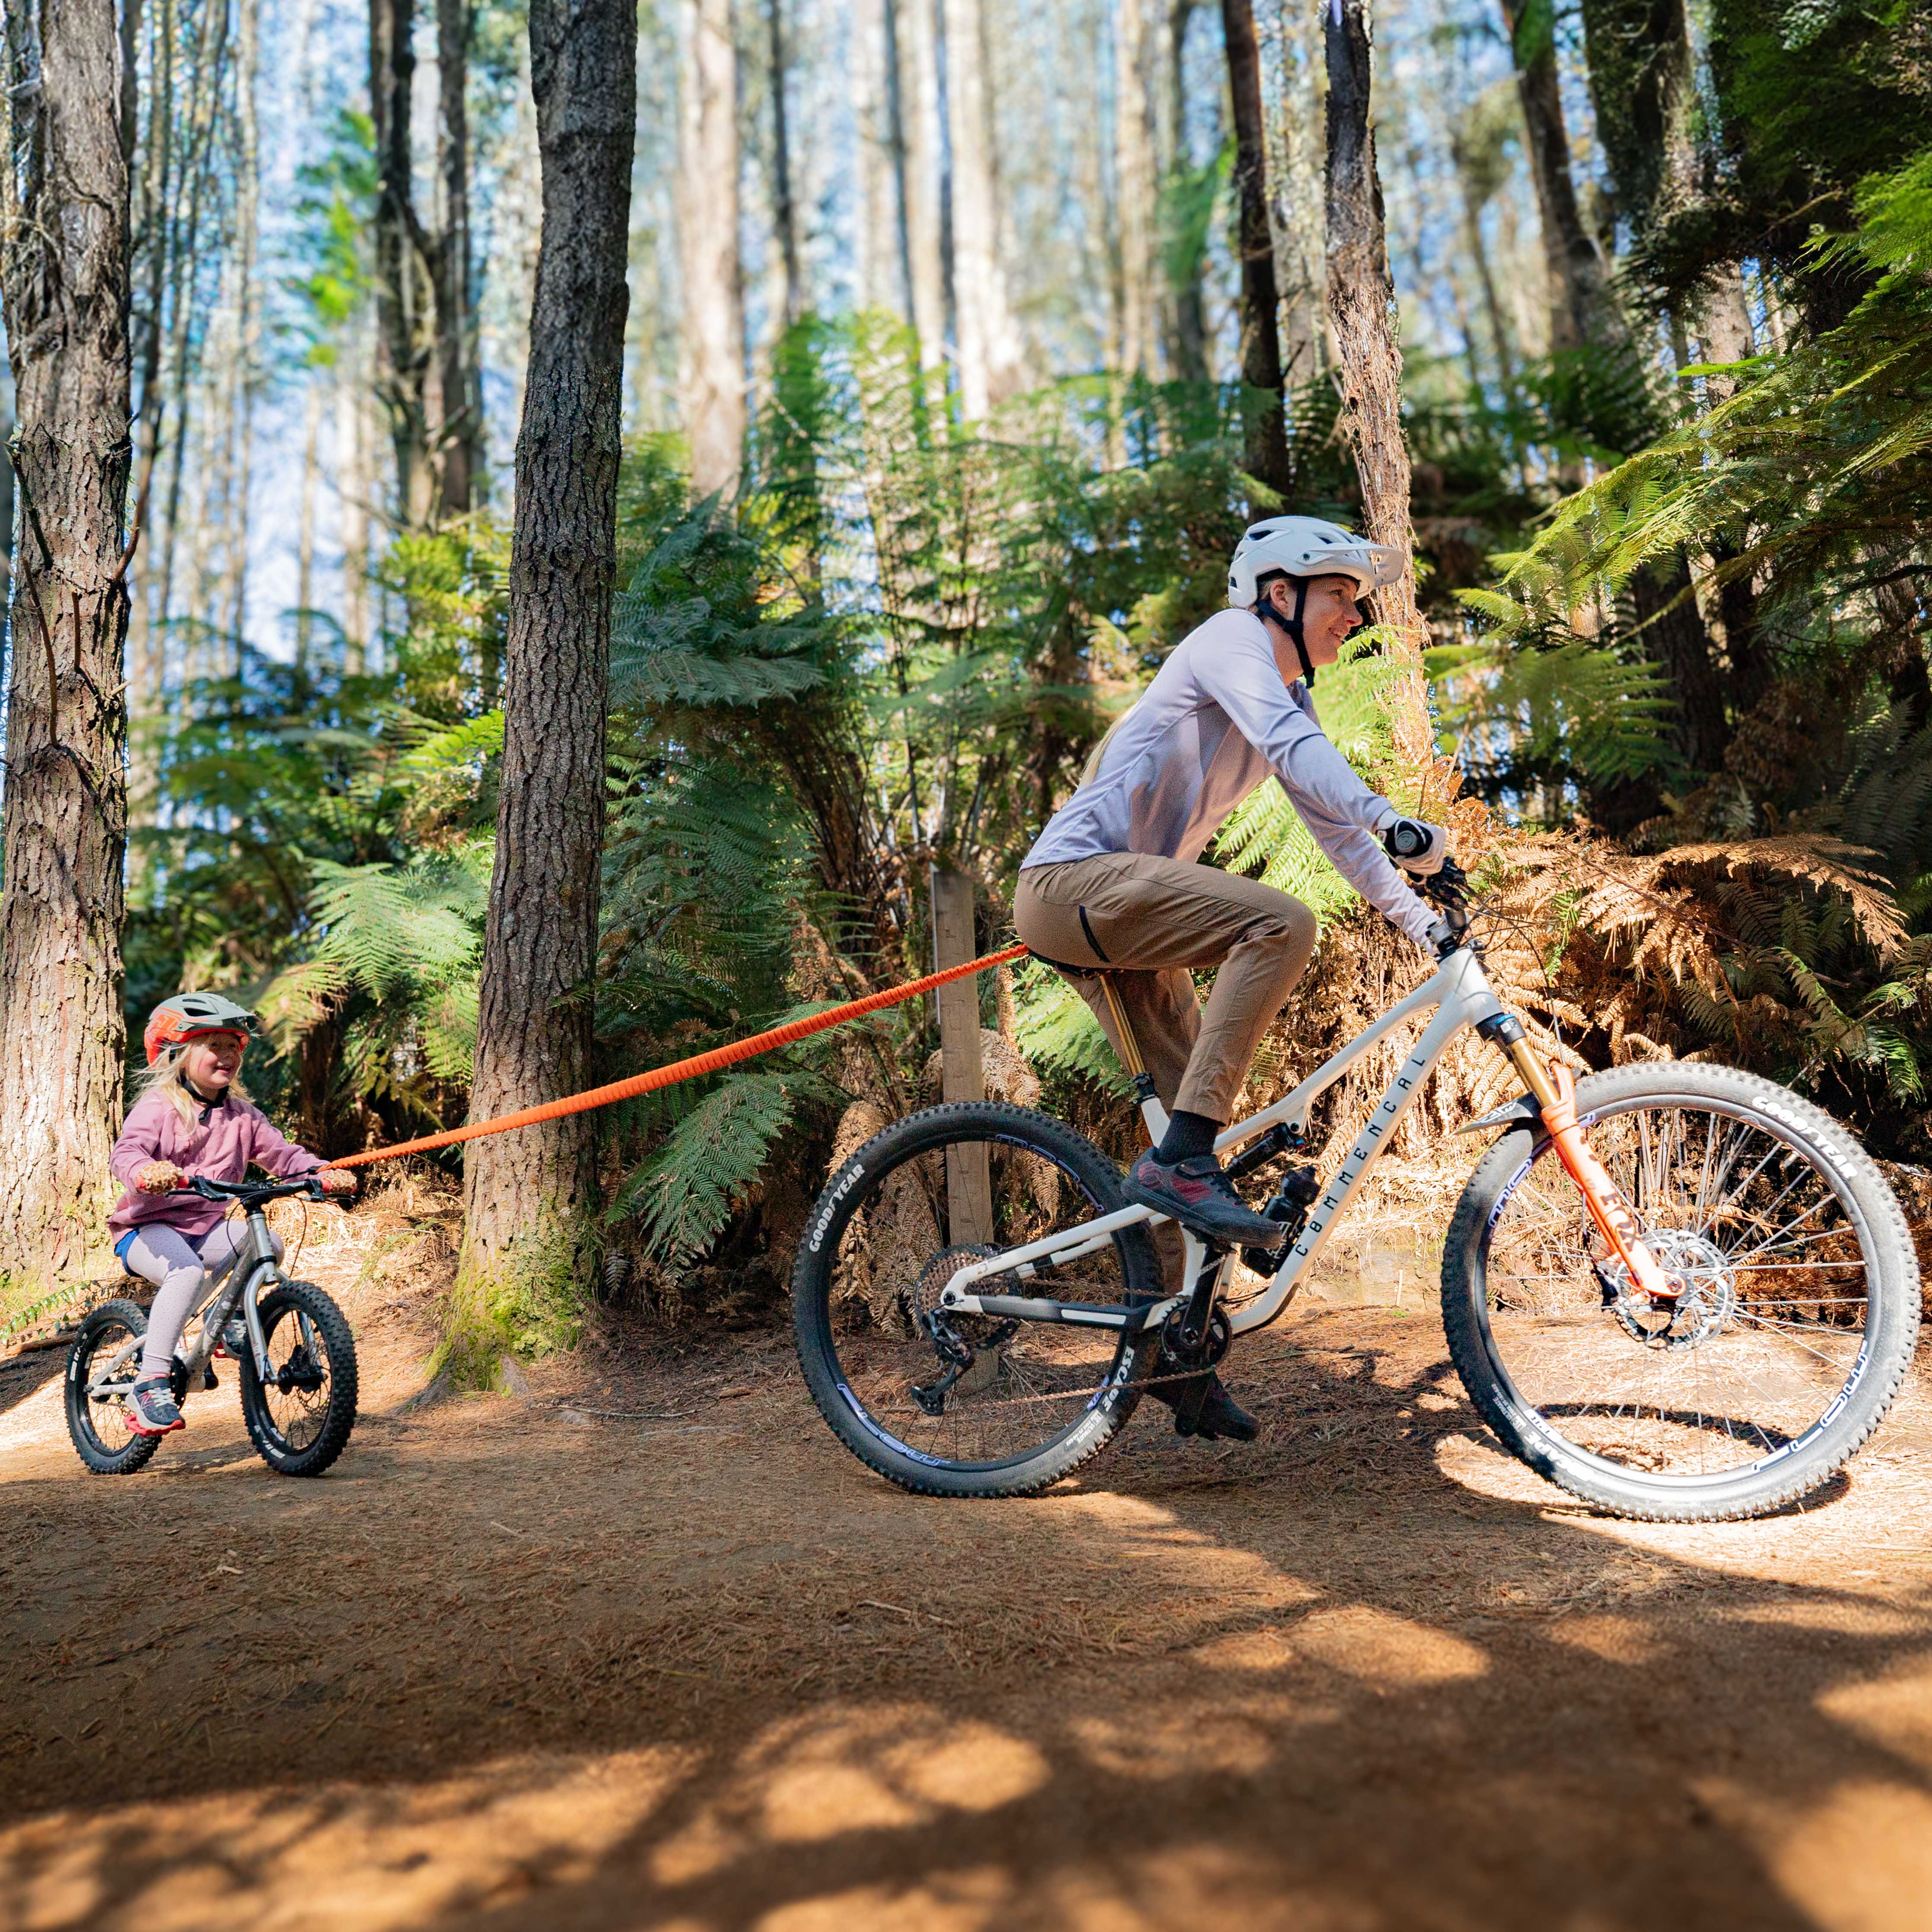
1499, 1036, 1681, 1303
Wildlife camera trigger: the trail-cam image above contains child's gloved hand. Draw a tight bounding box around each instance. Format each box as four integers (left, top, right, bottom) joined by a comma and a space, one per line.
316, 1169, 359, 1198
137, 1160, 187, 1193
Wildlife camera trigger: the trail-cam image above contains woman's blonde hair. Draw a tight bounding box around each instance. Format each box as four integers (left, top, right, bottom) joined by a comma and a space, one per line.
139, 1042, 251, 1128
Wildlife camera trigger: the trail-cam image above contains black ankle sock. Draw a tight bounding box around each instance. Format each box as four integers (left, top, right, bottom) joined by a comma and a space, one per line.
1156, 1109, 1223, 1164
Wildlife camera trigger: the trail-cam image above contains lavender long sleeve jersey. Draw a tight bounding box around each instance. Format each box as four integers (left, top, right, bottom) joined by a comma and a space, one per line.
1021, 608, 1439, 948
108, 1088, 324, 1240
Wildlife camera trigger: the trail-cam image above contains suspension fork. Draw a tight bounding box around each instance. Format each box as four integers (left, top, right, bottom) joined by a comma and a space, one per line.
1478, 1016, 1681, 1302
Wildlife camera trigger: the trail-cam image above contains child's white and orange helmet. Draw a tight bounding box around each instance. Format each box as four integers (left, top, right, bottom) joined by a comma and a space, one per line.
143, 992, 259, 1066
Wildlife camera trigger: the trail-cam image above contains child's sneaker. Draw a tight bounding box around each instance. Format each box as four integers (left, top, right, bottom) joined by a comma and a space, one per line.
213, 1317, 249, 1360
125, 1376, 184, 1436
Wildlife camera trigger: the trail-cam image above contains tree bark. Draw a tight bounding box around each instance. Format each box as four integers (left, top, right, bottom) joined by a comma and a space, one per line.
434, 0, 479, 516
676, 0, 744, 497
1220, 0, 1288, 496
0, 0, 132, 1276
1497, 0, 1618, 353
371, 0, 434, 524
1323, 0, 1432, 775
454, 0, 634, 1373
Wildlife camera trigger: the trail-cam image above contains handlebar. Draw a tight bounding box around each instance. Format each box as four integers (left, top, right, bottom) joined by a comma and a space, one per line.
182, 1174, 350, 1206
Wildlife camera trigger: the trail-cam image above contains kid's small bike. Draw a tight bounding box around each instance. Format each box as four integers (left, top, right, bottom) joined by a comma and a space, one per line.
65, 1176, 359, 1478
792, 862, 1922, 1522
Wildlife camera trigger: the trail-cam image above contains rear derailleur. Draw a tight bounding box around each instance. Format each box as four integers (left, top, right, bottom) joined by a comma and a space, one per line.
910, 1308, 1017, 1416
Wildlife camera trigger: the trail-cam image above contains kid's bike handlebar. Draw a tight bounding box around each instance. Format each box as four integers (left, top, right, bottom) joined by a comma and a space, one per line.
182, 1174, 352, 1206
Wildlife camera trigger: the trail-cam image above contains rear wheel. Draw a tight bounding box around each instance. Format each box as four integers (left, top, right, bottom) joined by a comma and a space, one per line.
64, 1300, 162, 1475
792, 1103, 1165, 1497
1442, 1064, 1919, 1521
238, 1279, 359, 1476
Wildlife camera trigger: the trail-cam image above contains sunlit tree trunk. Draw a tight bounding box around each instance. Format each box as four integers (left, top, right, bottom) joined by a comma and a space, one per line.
0, 0, 132, 1276
1220, 0, 1289, 495
941, 0, 1023, 417
1323, 0, 1433, 776
453, 0, 635, 1377
677, 0, 743, 497
890, 0, 946, 366
1112, 0, 1154, 377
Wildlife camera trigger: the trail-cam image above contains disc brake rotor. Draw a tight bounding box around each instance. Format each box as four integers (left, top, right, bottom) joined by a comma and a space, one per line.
1605, 1227, 1737, 1349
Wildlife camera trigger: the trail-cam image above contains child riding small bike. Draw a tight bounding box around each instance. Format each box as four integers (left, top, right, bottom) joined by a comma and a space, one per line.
110, 992, 357, 1436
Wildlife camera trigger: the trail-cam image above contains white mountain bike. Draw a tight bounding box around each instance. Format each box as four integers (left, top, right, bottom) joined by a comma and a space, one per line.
793, 863, 1921, 1521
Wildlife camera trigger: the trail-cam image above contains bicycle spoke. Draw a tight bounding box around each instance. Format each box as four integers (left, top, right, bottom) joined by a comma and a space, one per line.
1477, 1098, 1880, 1481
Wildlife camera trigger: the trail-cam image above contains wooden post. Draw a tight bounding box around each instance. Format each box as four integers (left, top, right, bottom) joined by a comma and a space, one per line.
930, 867, 994, 1245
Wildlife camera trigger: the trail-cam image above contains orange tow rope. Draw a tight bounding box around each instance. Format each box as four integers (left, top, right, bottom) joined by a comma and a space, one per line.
328, 944, 1030, 1169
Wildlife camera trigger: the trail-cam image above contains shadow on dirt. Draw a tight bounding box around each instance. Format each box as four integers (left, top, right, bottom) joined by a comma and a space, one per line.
3, 1317, 1928, 1931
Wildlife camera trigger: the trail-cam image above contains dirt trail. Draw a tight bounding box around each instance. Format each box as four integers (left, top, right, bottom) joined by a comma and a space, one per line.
5, 1219, 1932, 1932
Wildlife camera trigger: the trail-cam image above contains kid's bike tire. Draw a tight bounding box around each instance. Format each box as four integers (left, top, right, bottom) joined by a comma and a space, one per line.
793, 1102, 1165, 1498
65, 1299, 163, 1476
1442, 1063, 1919, 1522
238, 1279, 359, 1477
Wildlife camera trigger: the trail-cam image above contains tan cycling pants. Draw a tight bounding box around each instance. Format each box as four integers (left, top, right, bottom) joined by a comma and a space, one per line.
1014, 853, 1318, 1122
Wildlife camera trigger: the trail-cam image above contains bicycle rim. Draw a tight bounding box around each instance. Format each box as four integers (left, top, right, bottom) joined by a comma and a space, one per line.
813, 1118, 1148, 1476
1476, 1093, 1884, 1484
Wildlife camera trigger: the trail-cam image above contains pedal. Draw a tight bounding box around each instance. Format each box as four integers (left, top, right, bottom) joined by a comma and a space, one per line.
1169, 1370, 1214, 1437
201, 1366, 218, 1390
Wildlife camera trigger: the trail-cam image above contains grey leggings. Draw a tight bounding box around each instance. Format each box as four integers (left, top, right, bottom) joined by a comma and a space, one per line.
123, 1222, 284, 1378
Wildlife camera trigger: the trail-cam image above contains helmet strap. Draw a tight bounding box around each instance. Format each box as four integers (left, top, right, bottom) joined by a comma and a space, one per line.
1259, 578, 1316, 685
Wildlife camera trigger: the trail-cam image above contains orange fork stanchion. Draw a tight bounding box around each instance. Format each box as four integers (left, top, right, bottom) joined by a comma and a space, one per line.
327, 944, 1032, 1171
1503, 1045, 1679, 1302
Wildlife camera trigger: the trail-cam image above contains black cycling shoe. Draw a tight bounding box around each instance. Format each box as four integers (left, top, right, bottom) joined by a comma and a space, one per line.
1149, 1372, 1260, 1443
1123, 1150, 1286, 1249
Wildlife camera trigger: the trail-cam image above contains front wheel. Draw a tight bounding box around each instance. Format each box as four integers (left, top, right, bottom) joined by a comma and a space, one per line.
792, 1102, 1166, 1497
238, 1278, 359, 1476
65, 1300, 164, 1475
1442, 1063, 1920, 1521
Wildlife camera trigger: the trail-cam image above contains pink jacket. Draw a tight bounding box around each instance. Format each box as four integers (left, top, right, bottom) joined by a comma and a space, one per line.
108, 1088, 324, 1240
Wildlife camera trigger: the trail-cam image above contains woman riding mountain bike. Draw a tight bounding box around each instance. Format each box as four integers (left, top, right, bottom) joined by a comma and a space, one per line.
1012, 516, 1452, 1443
109, 992, 358, 1437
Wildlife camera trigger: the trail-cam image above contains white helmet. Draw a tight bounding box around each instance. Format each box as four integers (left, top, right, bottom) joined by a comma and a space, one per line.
1226, 516, 1405, 609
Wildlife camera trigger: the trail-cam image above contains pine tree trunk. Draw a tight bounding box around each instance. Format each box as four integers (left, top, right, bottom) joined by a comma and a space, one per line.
1497, 0, 1617, 353
1323, 0, 1433, 776
372, 0, 433, 524
451, 0, 634, 1376
0, 0, 132, 1277
1164, 0, 1208, 382
676, 0, 743, 496
1220, 0, 1289, 496
434, 0, 478, 517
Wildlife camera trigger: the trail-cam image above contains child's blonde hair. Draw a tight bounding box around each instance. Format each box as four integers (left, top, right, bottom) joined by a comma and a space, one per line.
139, 1044, 251, 1128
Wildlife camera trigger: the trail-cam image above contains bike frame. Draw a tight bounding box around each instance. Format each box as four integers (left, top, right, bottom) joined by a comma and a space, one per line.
89, 1209, 292, 1397
935, 943, 1516, 1338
